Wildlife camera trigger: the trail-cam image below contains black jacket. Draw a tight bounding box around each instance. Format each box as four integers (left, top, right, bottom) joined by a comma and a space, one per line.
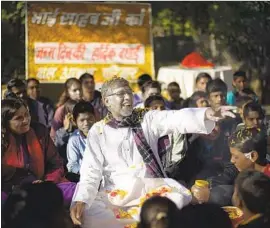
208, 162, 239, 188
238, 215, 270, 228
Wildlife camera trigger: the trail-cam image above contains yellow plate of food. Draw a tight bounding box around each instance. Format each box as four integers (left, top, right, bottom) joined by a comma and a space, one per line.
222, 206, 244, 226
124, 223, 137, 228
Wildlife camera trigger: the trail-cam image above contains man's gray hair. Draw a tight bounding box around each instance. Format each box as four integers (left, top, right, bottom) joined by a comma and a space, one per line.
101, 76, 129, 98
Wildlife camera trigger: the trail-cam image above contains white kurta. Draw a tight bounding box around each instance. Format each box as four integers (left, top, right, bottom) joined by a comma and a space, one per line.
72, 108, 215, 228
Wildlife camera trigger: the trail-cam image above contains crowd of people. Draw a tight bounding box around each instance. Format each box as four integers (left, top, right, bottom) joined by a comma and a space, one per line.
1, 71, 270, 228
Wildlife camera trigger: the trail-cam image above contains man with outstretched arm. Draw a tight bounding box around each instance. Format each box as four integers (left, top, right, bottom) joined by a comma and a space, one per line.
70, 77, 235, 228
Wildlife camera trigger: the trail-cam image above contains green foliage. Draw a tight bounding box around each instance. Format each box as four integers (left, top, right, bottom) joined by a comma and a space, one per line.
151, 1, 270, 80
1, 1, 270, 84
1, 1, 25, 23
1, 1, 25, 81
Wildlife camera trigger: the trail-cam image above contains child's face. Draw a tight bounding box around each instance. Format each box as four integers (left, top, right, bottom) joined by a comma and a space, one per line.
243, 111, 262, 128
27, 80, 40, 100
168, 86, 180, 100
82, 77, 95, 93
230, 147, 254, 171
233, 76, 247, 92
196, 97, 208, 108
68, 83, 82, 101
208, 91, 226, 110
76, 112, 96, 136
238, 101, 252, 119
196, 77, 210, 92
149, 100, 166, 111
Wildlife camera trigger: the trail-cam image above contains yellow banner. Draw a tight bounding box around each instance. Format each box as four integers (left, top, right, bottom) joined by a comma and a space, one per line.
26, 2, 154, 83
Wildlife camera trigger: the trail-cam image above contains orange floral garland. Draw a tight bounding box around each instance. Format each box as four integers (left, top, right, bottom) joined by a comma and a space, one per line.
139, 186, 172, 206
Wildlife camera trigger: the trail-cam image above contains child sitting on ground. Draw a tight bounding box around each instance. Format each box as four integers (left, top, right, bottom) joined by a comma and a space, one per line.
144, 95, 188, 181
136, 81, 171, 109
192, 127, 270, 206
227, 71, 248, 105
182, 73, 212, 108
232, 170, 270, 228
236, 101, 265, 131
54, 99, 78, 166
138, 196, 179, 228
66, 101, 96, 182
167, 82, 185, 110
133, 74, 152, 106
2, 182, 73, 228
188, 79, 238, 181
195, 72, 212, 92
144, 95, 166, 111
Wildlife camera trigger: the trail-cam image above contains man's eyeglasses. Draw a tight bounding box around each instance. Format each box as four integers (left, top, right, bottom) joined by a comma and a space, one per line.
107, 90, 133, 97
